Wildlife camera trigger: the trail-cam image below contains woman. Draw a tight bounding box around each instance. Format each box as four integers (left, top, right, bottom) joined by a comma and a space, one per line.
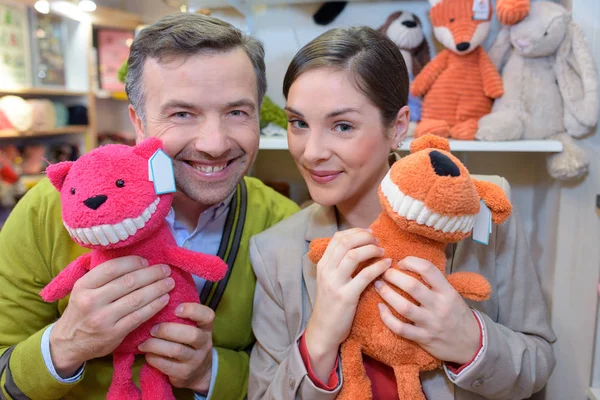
248, 26, 555, 400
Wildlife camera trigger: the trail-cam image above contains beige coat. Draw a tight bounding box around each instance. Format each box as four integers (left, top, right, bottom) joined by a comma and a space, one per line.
248, 176, 556, 400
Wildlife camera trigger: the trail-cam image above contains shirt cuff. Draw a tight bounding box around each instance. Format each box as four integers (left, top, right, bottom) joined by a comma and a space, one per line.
194, 347, 218, 400
444, 309, 486, 378
298, 332, 340, 391
41, 323, 85, 383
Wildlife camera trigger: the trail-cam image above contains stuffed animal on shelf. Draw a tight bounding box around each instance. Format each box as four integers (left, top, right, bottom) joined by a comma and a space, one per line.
411, 0, 503, 140
477, 1, 599, 180
496, 0, 530, 26
39, 137, 228, 400
378, 11, 431, 125
308, 134, 512, 400
0, 148, 20, 208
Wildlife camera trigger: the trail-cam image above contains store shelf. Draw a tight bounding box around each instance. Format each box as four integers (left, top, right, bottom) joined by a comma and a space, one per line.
259, 136, 564, 152
95, 90, 128, 101
588, 386, 600, 400
0, 126, 89, 138
0, 88, 89, 97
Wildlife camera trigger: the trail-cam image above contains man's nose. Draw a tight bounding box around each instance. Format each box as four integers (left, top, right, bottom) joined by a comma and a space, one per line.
195, 121, 230, 158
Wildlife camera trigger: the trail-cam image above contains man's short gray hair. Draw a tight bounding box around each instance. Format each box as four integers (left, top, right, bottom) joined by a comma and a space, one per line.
125, 13, 267, 124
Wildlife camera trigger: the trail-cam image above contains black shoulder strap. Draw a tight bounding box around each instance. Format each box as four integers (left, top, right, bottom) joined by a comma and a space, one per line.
198, 179, 248, 311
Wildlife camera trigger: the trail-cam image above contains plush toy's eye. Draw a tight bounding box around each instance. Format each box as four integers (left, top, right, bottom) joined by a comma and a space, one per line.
116, 179, 125, 188
70, 188, 75, 195
450, 18, 455, 23
544, 31, 548, 36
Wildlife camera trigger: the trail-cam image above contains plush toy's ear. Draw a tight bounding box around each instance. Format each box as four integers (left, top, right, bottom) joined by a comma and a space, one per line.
46, 161, 73, 191
133, 137, 164, 159
472, 179, 512, 224
409, 134, 450, 153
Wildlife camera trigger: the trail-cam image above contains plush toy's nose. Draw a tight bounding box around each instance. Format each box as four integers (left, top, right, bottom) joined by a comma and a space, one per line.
429, 151, 460, 177
83, 195, 108, 210
456, 42, 470, 52
402, 20, 417, 28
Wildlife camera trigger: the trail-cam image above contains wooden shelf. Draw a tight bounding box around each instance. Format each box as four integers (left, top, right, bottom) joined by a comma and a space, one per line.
259, 136, 564, 152
0, 88, 89, 97
0, 126, 89, 138
95, 90, 128, 101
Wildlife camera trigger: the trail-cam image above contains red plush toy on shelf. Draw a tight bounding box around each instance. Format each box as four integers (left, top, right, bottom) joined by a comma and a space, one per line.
40, 137, 228, 400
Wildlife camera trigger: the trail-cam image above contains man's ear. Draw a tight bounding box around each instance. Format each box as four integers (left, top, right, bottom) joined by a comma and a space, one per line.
472, 179, 512, 224
129, 104, 145, 144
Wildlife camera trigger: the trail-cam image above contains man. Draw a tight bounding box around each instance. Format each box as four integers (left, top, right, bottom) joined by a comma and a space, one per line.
0, 12, 299, 400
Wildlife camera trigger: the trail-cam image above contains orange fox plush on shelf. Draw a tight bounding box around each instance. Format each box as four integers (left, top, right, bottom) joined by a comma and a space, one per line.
496, 0, 530, 26
411, 0, 503, 140
308, 134, 512, 400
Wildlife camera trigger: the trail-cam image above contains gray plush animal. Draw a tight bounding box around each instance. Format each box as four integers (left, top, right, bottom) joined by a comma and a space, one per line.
476, 1, 598, 180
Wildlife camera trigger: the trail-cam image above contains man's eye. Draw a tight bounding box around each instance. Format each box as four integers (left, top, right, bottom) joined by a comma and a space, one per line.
173, 112, 190, 119
230, 110, 246, 117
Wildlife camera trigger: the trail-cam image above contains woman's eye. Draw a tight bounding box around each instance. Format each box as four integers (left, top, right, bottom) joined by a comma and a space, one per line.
335, 123, 353, 133
290, 120, 308, 129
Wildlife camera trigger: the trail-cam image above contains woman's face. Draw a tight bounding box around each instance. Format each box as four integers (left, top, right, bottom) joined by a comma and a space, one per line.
286, 68, 407, 207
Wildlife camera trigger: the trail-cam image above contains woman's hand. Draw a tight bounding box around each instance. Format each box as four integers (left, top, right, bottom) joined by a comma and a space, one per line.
374, 256, 481, 365
304, 228, 392, 381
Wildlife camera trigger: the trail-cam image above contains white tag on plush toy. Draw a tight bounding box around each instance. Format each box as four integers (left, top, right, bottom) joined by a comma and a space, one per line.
472, 200, 491, 245
149, 149, 176, 194
472, 0, 490, 20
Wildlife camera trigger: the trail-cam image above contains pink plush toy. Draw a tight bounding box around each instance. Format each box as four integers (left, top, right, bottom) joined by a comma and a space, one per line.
40, 137, 228, 400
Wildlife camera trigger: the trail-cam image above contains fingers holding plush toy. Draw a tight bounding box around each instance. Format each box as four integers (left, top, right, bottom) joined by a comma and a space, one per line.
49, 256, 174, 378
139, 303, 215, 394
305, 228, 392, 382
374, 256, 482, 366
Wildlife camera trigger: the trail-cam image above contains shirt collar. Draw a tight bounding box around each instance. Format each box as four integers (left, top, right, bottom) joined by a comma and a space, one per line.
165, 189, 235, 230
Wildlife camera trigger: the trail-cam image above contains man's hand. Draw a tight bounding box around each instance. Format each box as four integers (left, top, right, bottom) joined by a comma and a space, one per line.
138, 303, 215, 394
50, 256, 174, 378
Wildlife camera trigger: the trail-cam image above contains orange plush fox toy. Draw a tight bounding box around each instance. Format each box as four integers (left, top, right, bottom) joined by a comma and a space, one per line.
308, 135, 512, 400
496, 0, 530, 26
411, 0, 503, 140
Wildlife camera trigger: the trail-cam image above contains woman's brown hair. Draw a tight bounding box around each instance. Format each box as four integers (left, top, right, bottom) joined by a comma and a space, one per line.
283, 26, 409, 127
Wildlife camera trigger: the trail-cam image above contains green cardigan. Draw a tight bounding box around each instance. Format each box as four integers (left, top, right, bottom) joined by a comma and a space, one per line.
0, 176, 299, 400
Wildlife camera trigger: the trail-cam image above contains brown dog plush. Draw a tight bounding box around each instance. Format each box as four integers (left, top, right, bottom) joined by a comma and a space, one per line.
308, 134, 512, 400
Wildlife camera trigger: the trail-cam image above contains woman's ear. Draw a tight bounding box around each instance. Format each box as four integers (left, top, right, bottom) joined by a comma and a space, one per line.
390, 105, 410, 151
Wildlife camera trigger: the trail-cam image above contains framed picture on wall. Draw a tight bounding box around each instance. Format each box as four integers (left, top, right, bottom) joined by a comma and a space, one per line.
96, 28, 134, 92
29, 9, 67, 87
0, 1, 31, 88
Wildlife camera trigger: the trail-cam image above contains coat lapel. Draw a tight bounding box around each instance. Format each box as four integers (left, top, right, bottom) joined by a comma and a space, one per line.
302, 204, 338, 309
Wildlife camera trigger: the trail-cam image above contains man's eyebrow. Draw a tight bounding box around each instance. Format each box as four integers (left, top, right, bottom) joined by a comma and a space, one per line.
226, 99, 256, 110
160, 101, 197, 112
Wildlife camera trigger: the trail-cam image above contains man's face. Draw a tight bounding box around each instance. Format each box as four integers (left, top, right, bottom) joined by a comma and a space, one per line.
131, 48, 260, 207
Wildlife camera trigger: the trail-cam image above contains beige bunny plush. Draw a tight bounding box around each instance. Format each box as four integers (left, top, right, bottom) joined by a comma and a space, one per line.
477, 1, 599, 180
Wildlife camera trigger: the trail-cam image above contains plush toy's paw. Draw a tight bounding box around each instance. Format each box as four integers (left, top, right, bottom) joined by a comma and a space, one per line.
450, 119, 478, 140
547, 136, 589, 180
39, 283, 68, 303
308, 238, 331, 264
447, 272, 491, 301
472, 179, 512, 225
476, 110, 524, 141
496, 0, 530, 26
414, 119, 450, 139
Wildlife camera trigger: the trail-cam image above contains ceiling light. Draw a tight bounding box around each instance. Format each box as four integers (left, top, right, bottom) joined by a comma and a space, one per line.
78, 0, 96, 12
34, 0, 50, 14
